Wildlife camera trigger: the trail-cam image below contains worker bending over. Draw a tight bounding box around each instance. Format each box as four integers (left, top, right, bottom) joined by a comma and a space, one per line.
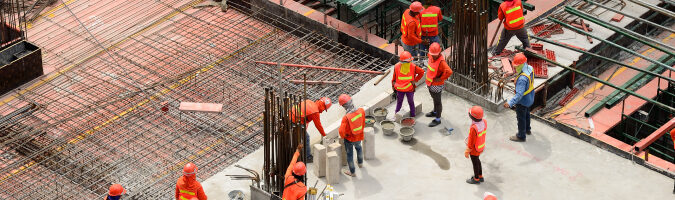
504, 53, 534, 142
400, 1, 426, 59
465, 106, 487, 184
291, 97, 332, 162
105, 184, 126, 200
425, 42, 452, 127
492, 0, 530, 56
420, 0, 443, 51
282, 144, 307, 200
338, 94, 366, 177
175, 163, 207, 200
392, 51, 424, 119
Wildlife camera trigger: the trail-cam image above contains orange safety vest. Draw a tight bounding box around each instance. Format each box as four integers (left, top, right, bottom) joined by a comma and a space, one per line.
282, 176, 307, 200
420, 6, 441, 36
290, 100, 319, 123
400, 9, 421, 45
344, 108, 365, 142
394, 63, 416, 92
425, 56, 443, 86
471, 119, 487, 153
500, 0, 525, 30
177, 189, 197, 200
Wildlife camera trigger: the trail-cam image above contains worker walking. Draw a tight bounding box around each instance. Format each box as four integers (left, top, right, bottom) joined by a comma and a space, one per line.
400, 1, 426, 59
104, 184, 126, 200
504, 53, 534, 142
392, 51, 424, 118
290, 97, 332, 163
175, 163, 207, 200
491, 0, 530, 56
282, 144, 307, 200
420, 0, 443, 51
425, 42, 452, 127
465, 106, 487, 184
338, 94, 365, 177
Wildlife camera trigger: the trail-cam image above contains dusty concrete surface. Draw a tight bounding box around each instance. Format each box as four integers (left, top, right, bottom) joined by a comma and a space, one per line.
203, 85, 675, 199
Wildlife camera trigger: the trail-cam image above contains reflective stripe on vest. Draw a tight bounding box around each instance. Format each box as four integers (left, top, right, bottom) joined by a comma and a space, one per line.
180, 190, 195, 196
351, 113, 364, 132
179, 189, 196, 200
520, 72, 534, 95
398, 76, 413, 80
180, 197, 189, 200
476, 130, 487, 149
396, 83, 412, 90
422, 13, 437, 17
505, 6, 521, 14
401, 11, 421, 38
509, 16, 524, 25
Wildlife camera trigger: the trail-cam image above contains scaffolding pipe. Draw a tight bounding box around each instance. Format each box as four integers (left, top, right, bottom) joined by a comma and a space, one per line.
583, 0, 675, 33
625, 0, 675, 19
255, 61, 384, 74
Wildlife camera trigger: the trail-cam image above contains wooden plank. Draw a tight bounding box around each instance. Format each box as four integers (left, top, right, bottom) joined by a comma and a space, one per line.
179, 102, 223, 113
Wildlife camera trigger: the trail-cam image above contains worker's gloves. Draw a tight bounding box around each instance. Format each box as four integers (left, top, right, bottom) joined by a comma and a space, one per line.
464, 149, 470, 158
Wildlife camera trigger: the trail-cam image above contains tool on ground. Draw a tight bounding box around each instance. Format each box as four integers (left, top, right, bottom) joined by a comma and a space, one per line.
374, 70, 391, 85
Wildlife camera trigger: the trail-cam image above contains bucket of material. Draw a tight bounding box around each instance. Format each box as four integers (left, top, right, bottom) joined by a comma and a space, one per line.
380, 120, 396, 136
399, 127, 415, 142
400, 117, 415, 127
372, 107, 388, 122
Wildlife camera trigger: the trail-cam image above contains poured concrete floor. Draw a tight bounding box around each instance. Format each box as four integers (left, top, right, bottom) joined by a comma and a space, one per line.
203, 84, 675, 199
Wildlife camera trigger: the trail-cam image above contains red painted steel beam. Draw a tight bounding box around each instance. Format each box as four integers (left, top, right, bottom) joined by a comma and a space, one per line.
255, 61, 384, 74
633, 118, 675, 152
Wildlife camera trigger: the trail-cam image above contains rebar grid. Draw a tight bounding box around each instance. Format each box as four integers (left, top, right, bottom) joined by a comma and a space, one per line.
0, 0, 388, 199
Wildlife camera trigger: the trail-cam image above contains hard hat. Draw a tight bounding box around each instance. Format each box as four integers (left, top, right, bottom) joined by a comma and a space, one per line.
513, 53, 527, 66
483, 192, 498, 200
429, 42, 441, 56
469, 106, 484, 120
399, 51, 413, 62
108, 184, 126, 196
410, 1, 424, 12
292, 162, 306, 176
338, 94, 352, 106
320, 97, 332, 110
183, 162, 197, 177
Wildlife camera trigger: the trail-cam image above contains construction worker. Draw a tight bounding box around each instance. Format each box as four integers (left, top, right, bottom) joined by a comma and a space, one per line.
425, 42, 452, 127
491, 0, 530, 56
420, 0, 443, 51
504, 53, 534, 142
465, 106, 487, 184
338, 94, 365, 177
290, 97, 332, 162
392, 51, 424, 118
104, 184, 126, 200
400, 1, 426, 59
282, 144, 307, 200
175, 163, 207, 200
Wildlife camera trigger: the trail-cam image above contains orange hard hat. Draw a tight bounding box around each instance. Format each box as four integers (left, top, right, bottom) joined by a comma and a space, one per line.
429, 42, 441, 56
469, 106, 484, 120
320, 97, 332, 110
108, 184, 126, 196
292, 162, 306, 176
338, 94, 352, 106
483, 192, 498, 200
183, 162, 197, 177
399, 51, 413, 62
410, 1, 424, 12
513, 53, 527, 66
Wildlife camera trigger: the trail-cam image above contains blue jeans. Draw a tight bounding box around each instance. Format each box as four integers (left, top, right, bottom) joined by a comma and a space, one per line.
421, 35, 442, 52
401, 38, 420, 58
306, 132, 312, 160
344, 139, 363, 174
516, 104, 531, 139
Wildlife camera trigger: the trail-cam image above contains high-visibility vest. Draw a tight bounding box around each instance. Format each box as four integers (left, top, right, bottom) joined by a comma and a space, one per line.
519, 72, 534, 95
282, 176, 307, 200
178, 189, 197, 200
425, 56, 443, 86
471, 119, 487, 153
400, 9, 421, 42
500, 0, 525, 30
420, 6, 441, 36
344, 108, 365, 142
290, 100, 319, 123
394, 63, 416, 92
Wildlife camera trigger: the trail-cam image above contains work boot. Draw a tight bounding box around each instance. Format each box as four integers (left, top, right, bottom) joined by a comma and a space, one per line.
425, 111, 437, 118
466, 176, 481, 184
429, 119, 441, 127
509, 135, 526, 142
479, 176, 485, 182
527, 130, 532, 135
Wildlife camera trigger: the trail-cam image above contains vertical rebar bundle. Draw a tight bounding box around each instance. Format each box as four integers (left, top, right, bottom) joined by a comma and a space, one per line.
450, 0, 490, 95
0, 0, 28, 48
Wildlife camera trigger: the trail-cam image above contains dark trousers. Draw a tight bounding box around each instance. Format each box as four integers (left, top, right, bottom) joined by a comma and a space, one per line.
492, 28, 530, 55
516, 104, 531, 139
470, 155, 482, 178
429, 89, 442, 118
395, 91, 416, 117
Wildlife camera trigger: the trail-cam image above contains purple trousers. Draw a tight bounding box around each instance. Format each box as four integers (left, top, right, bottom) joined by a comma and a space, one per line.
395, 91, 415, 117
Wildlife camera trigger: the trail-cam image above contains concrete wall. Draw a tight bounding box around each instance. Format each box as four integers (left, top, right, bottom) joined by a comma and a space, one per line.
0, 41, 43, 95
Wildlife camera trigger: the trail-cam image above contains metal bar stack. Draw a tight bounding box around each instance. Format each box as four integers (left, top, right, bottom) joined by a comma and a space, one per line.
0, 0, 28, 48
449, 0, 490, 95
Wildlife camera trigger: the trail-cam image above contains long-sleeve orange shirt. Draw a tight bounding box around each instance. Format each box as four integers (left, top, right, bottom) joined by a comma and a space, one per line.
175, 176, 207, 200
306, 113, 326, 136
401, 10, 423, 46
428, 58, 453, 86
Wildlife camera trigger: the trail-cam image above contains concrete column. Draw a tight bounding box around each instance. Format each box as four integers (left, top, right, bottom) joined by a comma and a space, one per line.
327, 143, 344, 167
338, 139, 348, 166
313, 144, 326, 177
326, 151, 340, 184
363, 127, 375, 160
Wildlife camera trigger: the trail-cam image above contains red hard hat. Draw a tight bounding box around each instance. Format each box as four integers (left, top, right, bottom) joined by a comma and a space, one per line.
108, 184, 126, 196
292, 162, 306, 176
399, 51, 413, 62
513, 53, 527, 65
429, 42, 441, 56
183, 162, 197, 177
484, 192, 498, 200
320, 97, 332, 110
469, 106, 484, 120
338, 94, 352, 106
410, 1, 424, 12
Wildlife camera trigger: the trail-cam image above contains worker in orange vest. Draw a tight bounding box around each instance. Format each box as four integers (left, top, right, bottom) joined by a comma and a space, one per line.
400, 1, 426, 59
420, 0, 443, 51
282, 144, 307, 200
425, 42, 452, 127
491, 0, 530, 56
392, 51, 424, 118
290, 97, 332, 162
104, 184, 126, 200
338, 94, 366, 177
175, 163, 207, 200
465, 106, 487, 184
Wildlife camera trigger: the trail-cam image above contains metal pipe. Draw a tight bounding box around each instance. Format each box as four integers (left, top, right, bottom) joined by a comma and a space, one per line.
634, 118, 675, 152
625, 0, 675, 19
256, 61, 384, 74
583, 0, 675, 33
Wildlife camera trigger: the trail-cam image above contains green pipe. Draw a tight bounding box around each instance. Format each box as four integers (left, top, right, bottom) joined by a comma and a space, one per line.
548, 17, 675, 71
516, 46, 675, 114
623, 114, 661, 131
582, 0, 675, 33
566, 6, 675, 54
531, 35, 675, 83
604, 58, 673, 108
